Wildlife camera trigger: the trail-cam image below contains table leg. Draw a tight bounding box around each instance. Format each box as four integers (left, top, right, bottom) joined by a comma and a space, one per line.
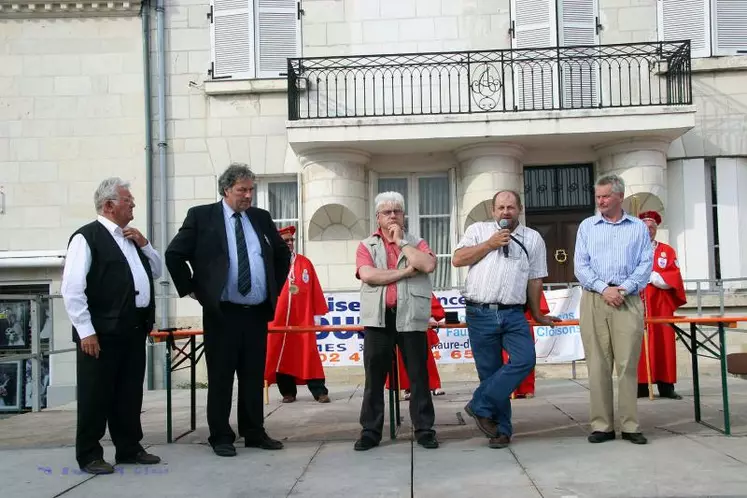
166, 333, 173, 444
690, 322, 701, 423
718, 323, 731, 436
190, 335, 196, 432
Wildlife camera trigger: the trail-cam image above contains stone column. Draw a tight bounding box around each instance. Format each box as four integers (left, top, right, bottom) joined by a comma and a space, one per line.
297, 148, 371, 290
454, 143, 526, 230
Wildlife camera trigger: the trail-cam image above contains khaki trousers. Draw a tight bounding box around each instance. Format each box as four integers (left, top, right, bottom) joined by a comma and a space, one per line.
579, 290, 644, 433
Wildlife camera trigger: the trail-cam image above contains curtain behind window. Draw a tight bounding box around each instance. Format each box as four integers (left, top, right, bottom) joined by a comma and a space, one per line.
419, 177, 451, 289
268, 181, 298, 233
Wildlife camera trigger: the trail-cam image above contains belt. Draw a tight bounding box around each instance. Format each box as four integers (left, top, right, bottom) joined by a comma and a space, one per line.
465, 300, 522, 310
220, 301, 263, 310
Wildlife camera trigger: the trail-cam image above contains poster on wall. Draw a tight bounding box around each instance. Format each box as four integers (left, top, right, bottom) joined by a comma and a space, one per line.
313, 287, 585, 368
0, 302, 29, 349
24, 357, 50, 409
0, 361, 22, 411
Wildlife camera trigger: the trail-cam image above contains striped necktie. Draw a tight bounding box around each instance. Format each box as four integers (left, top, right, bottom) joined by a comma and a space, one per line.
233, 212, 252, 295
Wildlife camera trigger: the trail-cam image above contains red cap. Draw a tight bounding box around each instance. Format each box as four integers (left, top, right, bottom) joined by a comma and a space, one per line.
278, 225, 296, 236
638, 210, 661, 225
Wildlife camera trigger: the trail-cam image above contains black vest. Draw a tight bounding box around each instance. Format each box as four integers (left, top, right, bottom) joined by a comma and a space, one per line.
69, 221, 156, 342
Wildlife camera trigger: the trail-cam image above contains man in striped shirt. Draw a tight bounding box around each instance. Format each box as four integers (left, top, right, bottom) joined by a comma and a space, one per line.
453, 190, 556, 449
574, 174, 653, 445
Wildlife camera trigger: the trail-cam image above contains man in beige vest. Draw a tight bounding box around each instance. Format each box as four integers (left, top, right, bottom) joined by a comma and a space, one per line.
354, 191, 439, 451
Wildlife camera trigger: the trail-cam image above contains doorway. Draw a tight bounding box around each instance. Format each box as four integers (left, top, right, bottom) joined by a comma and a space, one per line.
523, 164, 595, 284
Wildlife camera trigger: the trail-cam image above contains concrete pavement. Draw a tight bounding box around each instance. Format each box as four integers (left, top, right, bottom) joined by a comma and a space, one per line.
1, 377, 746, 497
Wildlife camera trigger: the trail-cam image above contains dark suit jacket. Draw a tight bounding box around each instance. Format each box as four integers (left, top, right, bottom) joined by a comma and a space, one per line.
165, 201, 291, 319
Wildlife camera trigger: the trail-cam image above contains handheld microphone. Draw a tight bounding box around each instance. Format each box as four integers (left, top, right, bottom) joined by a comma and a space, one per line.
499, 219, 510, 257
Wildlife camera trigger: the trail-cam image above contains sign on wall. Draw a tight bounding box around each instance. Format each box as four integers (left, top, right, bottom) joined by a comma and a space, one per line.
315, 287, 585, 367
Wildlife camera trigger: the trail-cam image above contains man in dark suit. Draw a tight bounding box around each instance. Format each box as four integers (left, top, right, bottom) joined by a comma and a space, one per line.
165, 163, 291, 457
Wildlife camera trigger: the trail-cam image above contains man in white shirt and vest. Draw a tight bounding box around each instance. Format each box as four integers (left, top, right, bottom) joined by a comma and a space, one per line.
61, 177, 162, 474
453, 190, 556, 449
354, 191, 439, 451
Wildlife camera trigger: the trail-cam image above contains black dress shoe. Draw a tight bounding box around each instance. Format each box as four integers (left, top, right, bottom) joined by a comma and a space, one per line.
587, 431, 616, 443
354, 436, 379, 451
81, 459, 115, 475
116, 450, 161, 465
213, 443, 237, 457
245, 433, 284, 450
416, 433, 439, 449
622, 432, 648, 444
464, 403, 499, 438
659, 390, 683, 400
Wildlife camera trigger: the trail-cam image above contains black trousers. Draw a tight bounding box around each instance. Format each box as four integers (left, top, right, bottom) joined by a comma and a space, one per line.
76, 331, 146, 468
203, 302, 269, 447
276, 372, 328, 399
359, 309, 435, 442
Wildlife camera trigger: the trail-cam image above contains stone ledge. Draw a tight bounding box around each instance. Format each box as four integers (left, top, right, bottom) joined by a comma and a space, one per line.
204, 78, 306, 96
0, 0, 142, 18
692, 55, 747, 74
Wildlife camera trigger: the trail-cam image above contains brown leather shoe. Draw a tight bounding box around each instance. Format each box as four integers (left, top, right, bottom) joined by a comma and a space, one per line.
488, 434, 511, 449
317, 394, 331, 403
81, 459, 115, 475
464, 403, 498, 438
282, 395, 296, 403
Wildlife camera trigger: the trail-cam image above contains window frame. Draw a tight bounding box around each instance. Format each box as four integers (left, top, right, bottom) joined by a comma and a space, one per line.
376, 171, 456, 289
252, 176, 300, 228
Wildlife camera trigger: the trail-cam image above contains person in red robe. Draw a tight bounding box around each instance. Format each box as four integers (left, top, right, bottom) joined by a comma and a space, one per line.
636, 211, 687, 400
502, 292, 551, 398
386, 295, 445, 397
265, 226, 331, 403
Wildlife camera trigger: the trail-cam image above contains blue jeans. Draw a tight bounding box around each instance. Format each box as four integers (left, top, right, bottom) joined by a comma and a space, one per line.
467, 305, 536, 437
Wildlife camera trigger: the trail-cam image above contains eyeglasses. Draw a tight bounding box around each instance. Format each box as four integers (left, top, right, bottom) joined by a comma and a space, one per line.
378, 209, 403, 216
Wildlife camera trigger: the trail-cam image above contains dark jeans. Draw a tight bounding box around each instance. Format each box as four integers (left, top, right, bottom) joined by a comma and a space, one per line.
359, 309, 435, 442
276, 372, 328, 399
203, 302, 269, 447
76, 331, 146, 468
466, 305, 536, 437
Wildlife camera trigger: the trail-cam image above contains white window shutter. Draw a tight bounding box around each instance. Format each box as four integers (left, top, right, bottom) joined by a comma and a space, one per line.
210, 0, 256, 79
256, 0, 300, 78
657, 0, 710, 58
558, 0, 599, 109
510, 0, 558, 110
713, 0, 747, 55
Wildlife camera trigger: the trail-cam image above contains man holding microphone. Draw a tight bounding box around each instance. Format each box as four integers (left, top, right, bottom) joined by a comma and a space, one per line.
453, 190, 556, 449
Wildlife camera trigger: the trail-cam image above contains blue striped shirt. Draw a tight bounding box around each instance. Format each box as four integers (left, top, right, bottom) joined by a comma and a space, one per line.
573, 212, 653, 295
221, 200, 267, 305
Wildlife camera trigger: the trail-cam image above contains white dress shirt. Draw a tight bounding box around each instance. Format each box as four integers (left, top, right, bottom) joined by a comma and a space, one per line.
61, 215, 163, 340
456, 221, 548, 305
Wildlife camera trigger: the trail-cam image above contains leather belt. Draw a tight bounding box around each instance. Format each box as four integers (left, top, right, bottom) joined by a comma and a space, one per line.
465, 300, 522, 310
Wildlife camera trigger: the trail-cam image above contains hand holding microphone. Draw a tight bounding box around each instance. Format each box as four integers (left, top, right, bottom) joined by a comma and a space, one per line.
486, 219, 511, 254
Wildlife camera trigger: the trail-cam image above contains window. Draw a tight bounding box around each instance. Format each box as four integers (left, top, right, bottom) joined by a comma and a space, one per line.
252, 179, 299, 232
510, 0, 600, 109
377, 175, 453, 289
209, 0, 301, 80
658, 0, 747, 58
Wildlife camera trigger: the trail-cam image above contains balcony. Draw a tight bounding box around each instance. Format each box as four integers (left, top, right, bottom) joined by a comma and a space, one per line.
285, 41, 696, 155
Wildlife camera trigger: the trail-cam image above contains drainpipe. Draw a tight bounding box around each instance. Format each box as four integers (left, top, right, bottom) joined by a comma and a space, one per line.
141, 0, 155, 391
156, 0, 170, 388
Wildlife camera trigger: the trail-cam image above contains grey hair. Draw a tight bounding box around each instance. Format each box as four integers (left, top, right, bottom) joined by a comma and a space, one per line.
374, 191, 405, 213
94, 177, 130, 214
596, 174, 625, 195
218, 163, 256, 197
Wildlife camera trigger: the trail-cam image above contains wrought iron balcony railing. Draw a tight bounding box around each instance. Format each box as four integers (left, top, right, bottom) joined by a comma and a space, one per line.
287, 40, 691, 121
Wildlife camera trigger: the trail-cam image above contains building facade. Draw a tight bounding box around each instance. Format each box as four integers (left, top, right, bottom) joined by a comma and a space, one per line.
1, 0, 746, 406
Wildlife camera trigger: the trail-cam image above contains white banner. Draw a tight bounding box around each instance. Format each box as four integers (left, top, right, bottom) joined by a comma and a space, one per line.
316, 287, 585, 367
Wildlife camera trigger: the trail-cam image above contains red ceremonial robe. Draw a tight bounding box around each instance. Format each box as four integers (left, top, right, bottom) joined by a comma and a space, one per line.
638, 241, 686, 384
386, 295, 445, 391
503, 292, 551, 397
265, 254, 328, 386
